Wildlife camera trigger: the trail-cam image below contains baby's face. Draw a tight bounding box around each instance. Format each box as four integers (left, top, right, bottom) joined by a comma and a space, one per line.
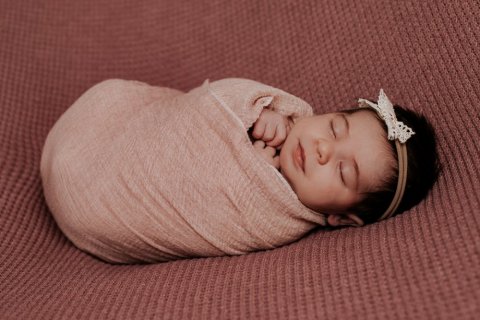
279, 109, 396, 223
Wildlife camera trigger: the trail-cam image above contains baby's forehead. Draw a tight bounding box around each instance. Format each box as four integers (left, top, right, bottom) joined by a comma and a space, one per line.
343, 110, 397, 192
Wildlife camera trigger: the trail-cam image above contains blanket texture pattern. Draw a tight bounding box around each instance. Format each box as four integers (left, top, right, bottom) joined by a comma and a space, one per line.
40, 78, 326, 263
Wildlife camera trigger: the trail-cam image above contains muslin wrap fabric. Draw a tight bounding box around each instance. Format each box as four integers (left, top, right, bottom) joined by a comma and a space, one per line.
40, 78, 327, 264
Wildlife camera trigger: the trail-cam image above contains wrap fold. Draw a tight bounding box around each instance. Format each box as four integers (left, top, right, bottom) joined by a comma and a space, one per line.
40, 78, 326, 264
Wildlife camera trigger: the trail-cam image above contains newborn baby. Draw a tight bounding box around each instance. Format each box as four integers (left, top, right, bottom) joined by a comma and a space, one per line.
40, 78, 439, 264
252, 107, 394, 227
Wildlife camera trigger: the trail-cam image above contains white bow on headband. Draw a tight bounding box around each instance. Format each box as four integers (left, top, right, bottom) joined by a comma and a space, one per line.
358, 89, 415, 143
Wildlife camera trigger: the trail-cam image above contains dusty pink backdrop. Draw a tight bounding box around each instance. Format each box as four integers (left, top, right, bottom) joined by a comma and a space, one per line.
0, 0, 478, 319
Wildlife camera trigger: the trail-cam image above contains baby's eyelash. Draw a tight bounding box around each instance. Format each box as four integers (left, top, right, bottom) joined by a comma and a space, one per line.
339, 161, 345, 185
330, 120, 336, 138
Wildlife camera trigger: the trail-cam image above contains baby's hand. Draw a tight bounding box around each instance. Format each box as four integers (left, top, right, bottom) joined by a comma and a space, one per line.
252, 108, 293, 149
252, 140, 280, 169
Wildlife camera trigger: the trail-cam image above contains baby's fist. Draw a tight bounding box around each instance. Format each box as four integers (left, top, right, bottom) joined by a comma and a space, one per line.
252, 140, 280, 169
252, 108, 293, 149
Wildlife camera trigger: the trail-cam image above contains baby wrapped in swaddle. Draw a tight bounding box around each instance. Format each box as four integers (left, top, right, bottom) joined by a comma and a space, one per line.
41, 77, 440, 264
40, 78, 327, 264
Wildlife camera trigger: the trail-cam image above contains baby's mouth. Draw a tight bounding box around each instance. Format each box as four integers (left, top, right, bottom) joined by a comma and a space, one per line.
294, 142, 305, 173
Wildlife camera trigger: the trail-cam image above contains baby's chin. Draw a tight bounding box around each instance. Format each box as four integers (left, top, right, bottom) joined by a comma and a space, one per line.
278, 144, 293, 186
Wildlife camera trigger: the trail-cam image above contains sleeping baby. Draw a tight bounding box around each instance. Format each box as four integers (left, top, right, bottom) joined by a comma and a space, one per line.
40, 78, 440, 264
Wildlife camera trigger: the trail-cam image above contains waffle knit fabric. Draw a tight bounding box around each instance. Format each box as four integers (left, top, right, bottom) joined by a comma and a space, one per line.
0, 0, 479, 319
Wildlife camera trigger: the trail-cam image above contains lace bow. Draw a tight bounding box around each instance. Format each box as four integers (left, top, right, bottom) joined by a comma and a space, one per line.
358, 89, 415, 143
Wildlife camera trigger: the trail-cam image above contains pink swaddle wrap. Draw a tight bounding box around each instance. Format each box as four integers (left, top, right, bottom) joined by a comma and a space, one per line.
40, 78, 327, 264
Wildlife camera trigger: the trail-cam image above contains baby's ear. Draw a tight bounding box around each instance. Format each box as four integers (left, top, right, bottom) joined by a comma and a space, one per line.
327, 213, 364, 227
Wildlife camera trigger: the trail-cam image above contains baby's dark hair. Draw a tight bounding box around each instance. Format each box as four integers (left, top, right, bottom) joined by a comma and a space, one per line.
341, 105, 441, 225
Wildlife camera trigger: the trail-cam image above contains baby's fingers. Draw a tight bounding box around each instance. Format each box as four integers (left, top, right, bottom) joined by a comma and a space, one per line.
272, 155, 280, 169
262, 123, 277, 143
266, 123, 286, 147
253, 140, 266, 150
252, 121, 266, 140
265, 145, 276, 157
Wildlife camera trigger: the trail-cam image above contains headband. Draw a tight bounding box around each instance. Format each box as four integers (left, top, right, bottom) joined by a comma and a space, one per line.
358, 89, 415, 221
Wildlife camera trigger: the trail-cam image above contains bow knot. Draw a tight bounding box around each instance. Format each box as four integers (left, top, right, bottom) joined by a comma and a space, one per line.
358, 89, 415, 143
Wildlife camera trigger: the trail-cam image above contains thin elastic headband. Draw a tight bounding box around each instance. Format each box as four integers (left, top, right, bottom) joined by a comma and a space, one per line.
379, 140, 408, 220
358, 89, 414, 221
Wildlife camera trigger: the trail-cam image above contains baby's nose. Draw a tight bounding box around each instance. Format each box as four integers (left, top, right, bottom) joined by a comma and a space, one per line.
316, 138, 333, 165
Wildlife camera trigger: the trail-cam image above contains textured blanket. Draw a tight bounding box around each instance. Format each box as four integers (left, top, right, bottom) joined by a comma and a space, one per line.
40, 78, 327, 264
